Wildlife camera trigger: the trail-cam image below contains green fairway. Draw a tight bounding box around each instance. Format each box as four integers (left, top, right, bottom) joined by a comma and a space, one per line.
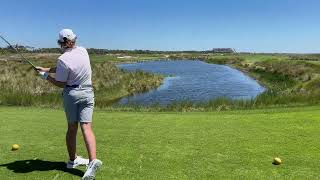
1, 106, 320, 179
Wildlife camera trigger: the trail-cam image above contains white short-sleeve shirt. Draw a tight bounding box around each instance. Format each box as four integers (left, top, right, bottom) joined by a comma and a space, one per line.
55, 46, 92, 86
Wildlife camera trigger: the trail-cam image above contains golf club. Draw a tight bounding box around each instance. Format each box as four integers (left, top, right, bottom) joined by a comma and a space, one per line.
0, 35, 37, 70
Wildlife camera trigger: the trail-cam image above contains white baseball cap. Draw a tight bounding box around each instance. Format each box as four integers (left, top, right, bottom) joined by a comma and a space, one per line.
58, 29, 77, 42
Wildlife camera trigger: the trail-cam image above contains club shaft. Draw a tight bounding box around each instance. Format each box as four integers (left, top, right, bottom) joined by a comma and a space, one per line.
0, 35, 37, 70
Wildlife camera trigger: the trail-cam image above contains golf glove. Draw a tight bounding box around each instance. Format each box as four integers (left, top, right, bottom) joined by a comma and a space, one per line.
38, 71, 49, 80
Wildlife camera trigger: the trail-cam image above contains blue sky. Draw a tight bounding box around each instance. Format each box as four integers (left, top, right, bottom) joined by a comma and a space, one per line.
0, 0, 319, 53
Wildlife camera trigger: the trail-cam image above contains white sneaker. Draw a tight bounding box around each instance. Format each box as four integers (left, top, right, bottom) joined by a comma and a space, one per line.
66, 156, 89, 169
82, 159, 102, 180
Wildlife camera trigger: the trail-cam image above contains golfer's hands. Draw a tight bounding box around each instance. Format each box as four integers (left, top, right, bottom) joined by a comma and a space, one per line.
36, 66, 50, 72
38, 71, 49, 80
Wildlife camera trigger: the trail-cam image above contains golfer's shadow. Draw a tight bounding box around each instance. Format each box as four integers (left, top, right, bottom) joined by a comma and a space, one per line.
0, 159, 83, 177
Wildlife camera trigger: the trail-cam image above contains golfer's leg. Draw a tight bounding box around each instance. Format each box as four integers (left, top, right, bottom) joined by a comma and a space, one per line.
80, 122, 96, 161
66, 122, 78, 161
63, 88, 79, 161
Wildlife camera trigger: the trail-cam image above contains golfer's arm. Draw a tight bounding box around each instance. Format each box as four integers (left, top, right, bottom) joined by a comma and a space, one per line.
37, 67, 56, 73
47, 76, 66, 88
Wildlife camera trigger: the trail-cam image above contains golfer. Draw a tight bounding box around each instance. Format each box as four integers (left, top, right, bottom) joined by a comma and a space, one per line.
37, 29, 102, 180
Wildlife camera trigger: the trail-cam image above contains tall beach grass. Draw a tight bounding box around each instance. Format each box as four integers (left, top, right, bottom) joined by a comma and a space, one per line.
0, 60, 163, 107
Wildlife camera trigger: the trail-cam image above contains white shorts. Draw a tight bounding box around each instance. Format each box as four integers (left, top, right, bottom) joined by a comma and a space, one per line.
62, 87, 94, 123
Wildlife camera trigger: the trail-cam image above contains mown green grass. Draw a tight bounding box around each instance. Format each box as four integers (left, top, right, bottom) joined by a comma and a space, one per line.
238, 54, 290, 62
1, 106, 320, 179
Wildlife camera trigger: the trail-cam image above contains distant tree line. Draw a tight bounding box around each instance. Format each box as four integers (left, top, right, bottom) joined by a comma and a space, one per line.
0, 45, 28, 54
0, 45, 237, 55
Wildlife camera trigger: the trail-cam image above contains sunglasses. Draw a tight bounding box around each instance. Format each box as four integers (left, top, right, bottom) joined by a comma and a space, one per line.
57, 37, 68, 45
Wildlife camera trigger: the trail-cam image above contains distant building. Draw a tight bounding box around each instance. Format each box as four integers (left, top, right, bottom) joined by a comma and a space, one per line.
13, 44, 35, 51
25, 46, 36, 51
212, 48, 236, 53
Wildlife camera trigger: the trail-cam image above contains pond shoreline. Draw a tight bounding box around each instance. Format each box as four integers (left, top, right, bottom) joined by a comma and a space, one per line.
111, 54, 320, 111
116, 60, 265, 106
117, 58, 268, 93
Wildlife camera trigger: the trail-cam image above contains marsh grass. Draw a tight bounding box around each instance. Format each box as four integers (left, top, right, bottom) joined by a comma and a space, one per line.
107, 90, 320, 112
2, 53, 320, 111
0, 60, 163, 107
205, 55, 245, 65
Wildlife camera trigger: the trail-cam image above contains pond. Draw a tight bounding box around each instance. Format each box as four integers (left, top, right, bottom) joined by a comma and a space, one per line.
117, 60, 265, 105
